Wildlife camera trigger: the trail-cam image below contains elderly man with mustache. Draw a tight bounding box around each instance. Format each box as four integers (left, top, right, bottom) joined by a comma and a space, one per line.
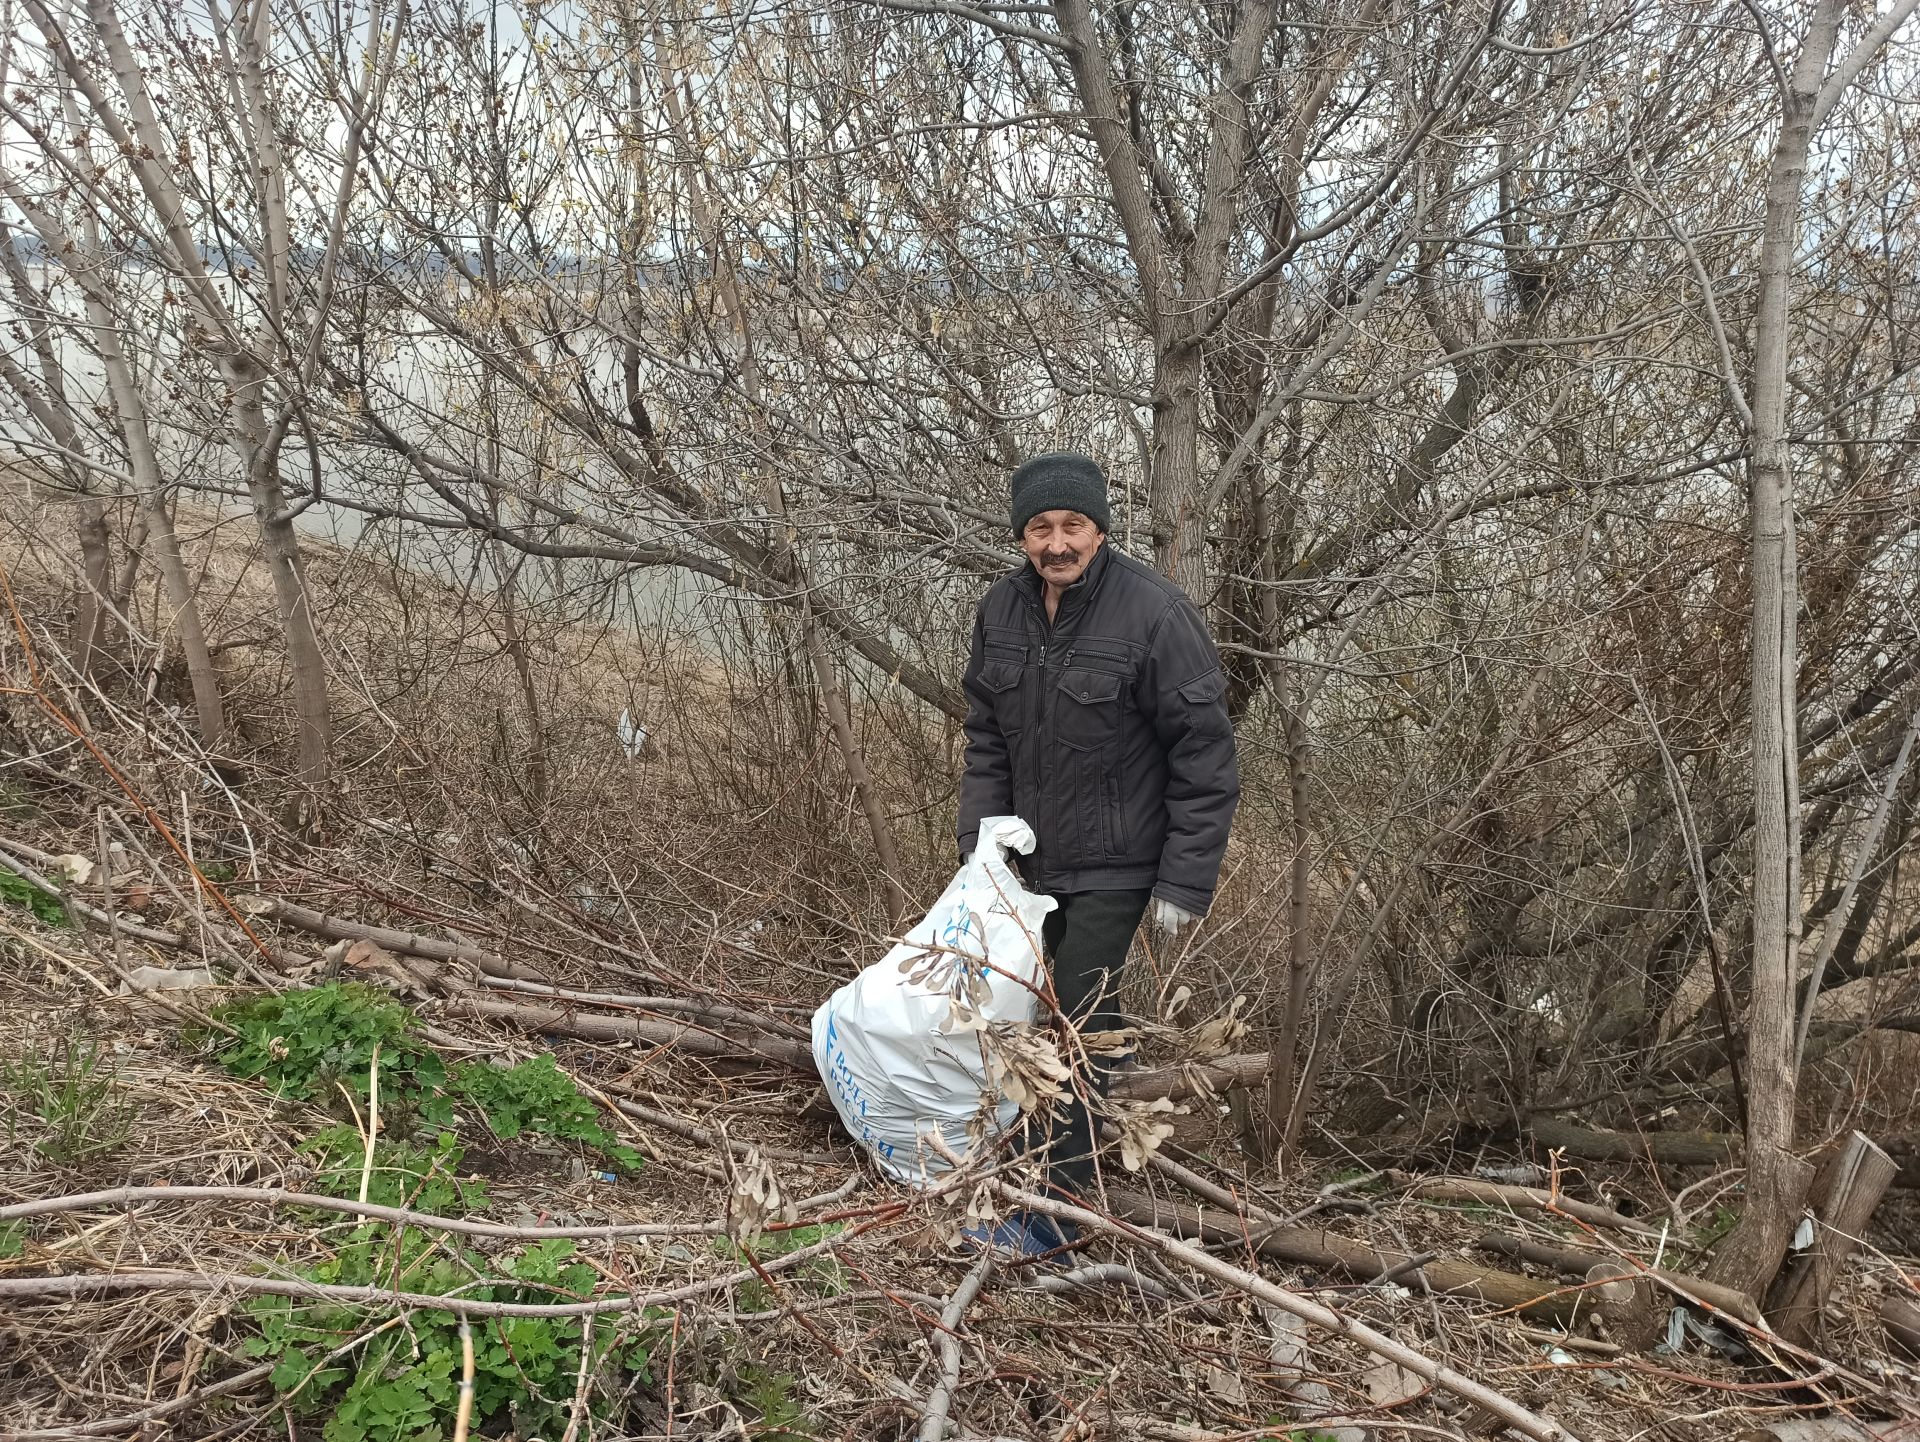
956, 451, 1240, 1257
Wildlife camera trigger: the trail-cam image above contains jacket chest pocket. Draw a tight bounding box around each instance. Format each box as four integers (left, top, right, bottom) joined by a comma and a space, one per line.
980, 658, 1028, 730
1055, 667, 1126, 751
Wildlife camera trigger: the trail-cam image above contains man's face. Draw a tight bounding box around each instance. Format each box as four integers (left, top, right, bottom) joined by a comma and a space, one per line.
1021, 509, 1106, 589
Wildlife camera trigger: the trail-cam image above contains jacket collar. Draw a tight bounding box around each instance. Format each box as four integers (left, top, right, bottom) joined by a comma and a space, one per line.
1012, 540, 1115, 624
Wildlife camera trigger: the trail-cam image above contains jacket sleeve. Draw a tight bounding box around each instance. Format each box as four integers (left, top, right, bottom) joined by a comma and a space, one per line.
1144, 598, 1240, 914
956, 608, 1013, 862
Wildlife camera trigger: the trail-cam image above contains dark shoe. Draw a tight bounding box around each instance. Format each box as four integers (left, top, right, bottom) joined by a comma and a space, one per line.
958, 1210, 1079, 1261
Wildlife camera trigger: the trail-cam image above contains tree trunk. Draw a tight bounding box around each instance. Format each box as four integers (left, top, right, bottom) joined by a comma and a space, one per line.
68, 243, 226, 749
804, 616, 909, 927
0, 223, 116, 681
1267, 661, 1314, 1163
225, 365, 331, 787
70, 496, 113, 681
482, 430, 550, 819
1103, 1187, 1588, 1326
139, 492, 225, 749
1718, 0, 1845, 1301
1152, 347, 1209, 602
1883, 1292, 1920, 1359
1475, 1233, 1762, 1326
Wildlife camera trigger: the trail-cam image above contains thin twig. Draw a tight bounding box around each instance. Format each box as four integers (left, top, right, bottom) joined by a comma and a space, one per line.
452, 1319, 475, 1442
358, 1042, 382, 1207
0, 1223, 856, 1316
916, 1249, 994, 1442
0, 1183, 860, 1240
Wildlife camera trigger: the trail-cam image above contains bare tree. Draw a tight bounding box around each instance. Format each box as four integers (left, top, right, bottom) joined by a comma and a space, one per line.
1707, 0, 1920, 1298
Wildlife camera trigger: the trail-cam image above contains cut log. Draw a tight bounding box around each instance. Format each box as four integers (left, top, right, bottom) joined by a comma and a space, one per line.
1583, 1262, 1663, 1351
1103, 1187, 1585, 1325
1735, 1424, 1917, 1441
1474, 1233, 1760, 1325
1766, 1131, 1899, 1345
439, 995, 815, 1070
1524, 1118, 1739, 1169
1403, 1176, 1662, 1236
1108, 1052, 1269, 1103
270, 898, 546, 982
1882, 1291, 1920, 1358
479, 974, 811, 1041
1102, 1058, 1920, 1192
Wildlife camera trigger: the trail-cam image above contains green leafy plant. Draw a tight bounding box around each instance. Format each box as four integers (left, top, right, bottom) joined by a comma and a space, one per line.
450, 1056, 640, 1171
1, 1036, 135, 1165
210, 987, 639, 1171
1695, 1203, 1742, 1250
736, 1365, 815, 1440
0, 1221, 25, 1259
210, 983, 450, 1126
247, 1226, 657, 1442
297, 1125, 486, 1217
0, 869, 67, 927
715, 1222, 847, 1312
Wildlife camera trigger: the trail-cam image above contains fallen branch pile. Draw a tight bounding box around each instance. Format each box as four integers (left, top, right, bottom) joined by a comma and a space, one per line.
1, 716, 1917, 1440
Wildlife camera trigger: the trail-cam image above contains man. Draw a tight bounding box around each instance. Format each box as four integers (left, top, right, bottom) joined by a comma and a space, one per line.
958, 451, 1239, 1254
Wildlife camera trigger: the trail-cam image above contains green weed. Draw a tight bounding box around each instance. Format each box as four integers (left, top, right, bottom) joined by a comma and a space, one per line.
1695, 1203, 1741, 1250
736, 1364, 815, 1440
247, 1226, 658, 1442
297, 1124, 487, 1217
450, 1054, 641, 1171
211, 983, 450, 1125
0, 868, 67, 927
714, 1222, 848, 1312
208, 985, 640, 1170
1, 1037, 135, 1166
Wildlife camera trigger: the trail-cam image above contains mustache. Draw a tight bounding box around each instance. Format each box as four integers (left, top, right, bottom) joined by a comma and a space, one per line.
1039, 549, 1080, 565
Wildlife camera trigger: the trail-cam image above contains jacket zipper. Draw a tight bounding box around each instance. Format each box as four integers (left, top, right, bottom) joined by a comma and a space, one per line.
1026, 598, 1051, 833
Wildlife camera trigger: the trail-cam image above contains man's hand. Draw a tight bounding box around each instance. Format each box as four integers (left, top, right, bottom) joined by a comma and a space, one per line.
1152, 898, 1198, 935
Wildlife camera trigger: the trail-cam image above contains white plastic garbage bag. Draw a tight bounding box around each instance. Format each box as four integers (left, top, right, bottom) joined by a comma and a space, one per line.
811, 815, 1058, 1185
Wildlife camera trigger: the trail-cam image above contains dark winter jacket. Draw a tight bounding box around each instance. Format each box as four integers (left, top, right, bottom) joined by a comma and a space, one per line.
956, 544, 1240, 914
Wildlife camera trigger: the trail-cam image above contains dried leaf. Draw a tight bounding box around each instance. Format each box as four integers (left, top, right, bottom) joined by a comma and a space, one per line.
1363, 1360, 1424, 1404
1081, 1026, 1140, 1058
1181, 995, 1249, 1061
1112, 1096, 1179, 1171
340, 940, 433, 999
939, 998, 987, 1035
726, 1147, 793, 1242
47, 853, 94, 884
963, 1183, 995, 1227
984, 1021, 1069, 1115
1179, 1061, 1221, 1105
1201, 1365, 1244, 1405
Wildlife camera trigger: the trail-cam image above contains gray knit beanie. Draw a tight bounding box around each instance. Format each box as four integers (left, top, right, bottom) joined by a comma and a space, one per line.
1009, 452, 1111, 536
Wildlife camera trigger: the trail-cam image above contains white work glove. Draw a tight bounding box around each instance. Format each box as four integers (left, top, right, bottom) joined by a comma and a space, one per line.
1152, 898, 1198, 935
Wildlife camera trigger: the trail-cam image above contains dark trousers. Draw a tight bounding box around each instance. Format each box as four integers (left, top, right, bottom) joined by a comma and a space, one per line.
1040, 888, 1151, 1191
